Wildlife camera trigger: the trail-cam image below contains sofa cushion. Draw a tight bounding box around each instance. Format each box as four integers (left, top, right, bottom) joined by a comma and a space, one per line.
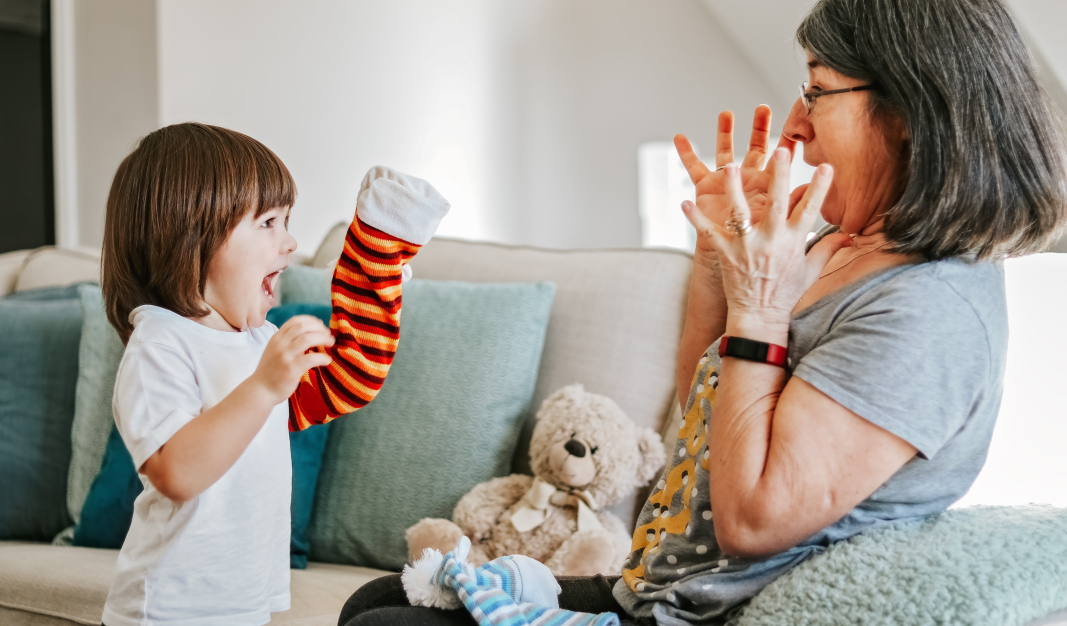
0, 288, 82, 540
309, 279, 555, 571
65, 284, 127, 528
2, 538, 1065, 626
0, 541, 390, 625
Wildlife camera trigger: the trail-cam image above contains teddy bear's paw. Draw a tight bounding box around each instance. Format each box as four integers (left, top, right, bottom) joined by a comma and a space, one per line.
405, 518, 467, 564
545, 530, 622, 577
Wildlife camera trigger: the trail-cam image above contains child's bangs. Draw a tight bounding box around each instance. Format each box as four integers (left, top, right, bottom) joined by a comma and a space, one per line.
248, 143, 297, 217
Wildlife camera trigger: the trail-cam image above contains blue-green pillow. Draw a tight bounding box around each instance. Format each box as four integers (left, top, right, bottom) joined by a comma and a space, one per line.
0, 286, 83, 540
72, 425, 142, 548
278, 265, 332, 306
308, 279, 556, 571
73, 301, 333, 569
267, 303, 333, 569
66, 284, 127, 530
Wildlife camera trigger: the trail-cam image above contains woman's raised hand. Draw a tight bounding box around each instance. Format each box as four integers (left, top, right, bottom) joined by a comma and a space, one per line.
681, 147, 849, 324
674, 106, 798, 251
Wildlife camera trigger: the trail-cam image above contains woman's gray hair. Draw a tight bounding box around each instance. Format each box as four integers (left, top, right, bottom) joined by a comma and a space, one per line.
798, 0, 1067, 259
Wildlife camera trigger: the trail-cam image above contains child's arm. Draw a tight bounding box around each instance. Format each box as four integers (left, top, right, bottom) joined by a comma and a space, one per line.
288, 166, 449, 430
139, 317, 335, 502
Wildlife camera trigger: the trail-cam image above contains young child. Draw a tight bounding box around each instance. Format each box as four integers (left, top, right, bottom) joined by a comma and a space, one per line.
98, 122, 449, 625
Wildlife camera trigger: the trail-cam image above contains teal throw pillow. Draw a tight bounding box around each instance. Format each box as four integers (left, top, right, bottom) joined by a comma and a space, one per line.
72, 425, 142, 548
278, 265, 332, 306
0, 286, 83, 540
308, 279, 556, 571
66, 284, 127, 528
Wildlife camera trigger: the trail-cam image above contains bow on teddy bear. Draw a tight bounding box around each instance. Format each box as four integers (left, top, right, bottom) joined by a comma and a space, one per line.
406, 384, 666, 577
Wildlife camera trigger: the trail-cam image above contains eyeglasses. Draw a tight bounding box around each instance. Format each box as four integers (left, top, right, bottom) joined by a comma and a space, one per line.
798, 81, 877, 114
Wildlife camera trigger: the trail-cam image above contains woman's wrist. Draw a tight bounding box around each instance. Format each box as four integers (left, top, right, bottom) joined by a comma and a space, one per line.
724, 308, 790, 346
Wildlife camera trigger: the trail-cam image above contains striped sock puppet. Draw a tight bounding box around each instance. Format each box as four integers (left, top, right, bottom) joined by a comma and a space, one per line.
288, 166, 449, 431
403, 537, 621, 626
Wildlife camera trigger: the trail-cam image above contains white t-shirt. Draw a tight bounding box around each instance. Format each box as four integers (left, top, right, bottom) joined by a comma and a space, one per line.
102, 306, 291, 626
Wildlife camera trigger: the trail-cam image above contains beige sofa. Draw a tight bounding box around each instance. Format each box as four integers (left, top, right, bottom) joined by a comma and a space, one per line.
2, 231, 1065, 626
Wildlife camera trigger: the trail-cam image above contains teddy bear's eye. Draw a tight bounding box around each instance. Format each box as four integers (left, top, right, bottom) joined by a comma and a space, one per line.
571, 432, 577, 438
590, 446, 598, 454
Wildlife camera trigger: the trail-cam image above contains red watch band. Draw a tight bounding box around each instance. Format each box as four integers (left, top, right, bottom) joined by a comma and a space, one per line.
718, 336, 788, 368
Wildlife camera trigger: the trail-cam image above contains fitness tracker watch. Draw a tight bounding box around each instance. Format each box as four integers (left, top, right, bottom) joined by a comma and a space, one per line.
718, 336, 788, 368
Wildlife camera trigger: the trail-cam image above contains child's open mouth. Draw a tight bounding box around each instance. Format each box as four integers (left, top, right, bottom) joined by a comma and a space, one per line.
262, 270, 282, 304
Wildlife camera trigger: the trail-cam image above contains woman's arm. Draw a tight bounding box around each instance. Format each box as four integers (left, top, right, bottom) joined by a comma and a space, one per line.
674, 108, 797, 408
676, 252, 727, 408
679, 147, 914, 558
707, 335, 916, 557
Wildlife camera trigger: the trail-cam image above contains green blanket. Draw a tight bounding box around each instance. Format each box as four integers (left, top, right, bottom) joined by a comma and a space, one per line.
736, 506, 1067, 626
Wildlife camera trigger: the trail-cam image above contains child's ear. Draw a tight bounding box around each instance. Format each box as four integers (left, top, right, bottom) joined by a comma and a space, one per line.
636, 428, 667, 485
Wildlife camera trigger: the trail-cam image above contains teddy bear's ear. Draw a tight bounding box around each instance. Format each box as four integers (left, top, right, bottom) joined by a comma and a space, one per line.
635, 427, 667, 485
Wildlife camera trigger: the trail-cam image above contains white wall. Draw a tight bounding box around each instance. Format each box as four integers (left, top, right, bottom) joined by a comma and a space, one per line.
157, 0, 785, 252
55, 0, 158, 250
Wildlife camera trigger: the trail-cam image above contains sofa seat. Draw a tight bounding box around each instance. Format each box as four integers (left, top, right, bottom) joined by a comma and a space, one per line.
0, 541, 390, 626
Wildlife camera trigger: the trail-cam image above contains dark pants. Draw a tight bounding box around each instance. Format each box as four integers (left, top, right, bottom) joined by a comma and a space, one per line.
338, 573, 651, 626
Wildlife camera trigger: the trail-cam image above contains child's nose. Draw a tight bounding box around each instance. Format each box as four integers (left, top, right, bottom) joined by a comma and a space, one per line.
283, 231, 298, 254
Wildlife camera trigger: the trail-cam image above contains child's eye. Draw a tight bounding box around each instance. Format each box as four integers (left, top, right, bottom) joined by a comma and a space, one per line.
262, 218, 275, 228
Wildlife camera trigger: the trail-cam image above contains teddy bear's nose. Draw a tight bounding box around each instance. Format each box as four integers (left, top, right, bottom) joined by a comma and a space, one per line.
564, 439, 587, 458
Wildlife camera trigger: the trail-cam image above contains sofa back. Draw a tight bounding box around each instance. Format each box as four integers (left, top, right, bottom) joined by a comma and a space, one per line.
314, 226, 692, 522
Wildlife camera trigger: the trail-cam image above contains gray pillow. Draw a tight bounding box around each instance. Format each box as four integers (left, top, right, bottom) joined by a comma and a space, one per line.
0, 287, 82, 539
308, 279, 555, 570
65, 284, 126, 526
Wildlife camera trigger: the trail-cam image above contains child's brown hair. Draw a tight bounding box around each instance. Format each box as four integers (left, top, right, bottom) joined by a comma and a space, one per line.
102, 123, 296, 343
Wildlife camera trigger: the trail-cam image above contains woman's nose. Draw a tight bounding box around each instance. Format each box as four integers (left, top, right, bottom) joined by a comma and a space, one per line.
782, 97, 813, 145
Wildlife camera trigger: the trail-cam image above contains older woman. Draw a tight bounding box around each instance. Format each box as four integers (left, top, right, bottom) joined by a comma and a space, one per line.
340, 0, 1066, 624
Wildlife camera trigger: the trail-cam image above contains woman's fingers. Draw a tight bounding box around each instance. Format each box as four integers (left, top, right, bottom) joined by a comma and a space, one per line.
723, 164, 752, 227
741, 105, 772, 169
681, 200, 727, 249
764, 148, 793, 228
775, 135, 798, 161
789, 164, 834, 232
716, 111, 735, 168
788, 184, 809, 217
674, 134, 712, 186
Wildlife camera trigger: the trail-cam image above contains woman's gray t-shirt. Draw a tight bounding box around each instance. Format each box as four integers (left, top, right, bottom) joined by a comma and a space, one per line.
613, 257, 1008, 625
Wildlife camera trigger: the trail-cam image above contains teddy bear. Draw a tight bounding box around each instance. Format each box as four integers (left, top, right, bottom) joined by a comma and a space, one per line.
405, 384, 666, 577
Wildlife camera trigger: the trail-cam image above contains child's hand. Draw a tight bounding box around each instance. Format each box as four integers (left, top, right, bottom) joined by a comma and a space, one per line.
253, 315, 335, 405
